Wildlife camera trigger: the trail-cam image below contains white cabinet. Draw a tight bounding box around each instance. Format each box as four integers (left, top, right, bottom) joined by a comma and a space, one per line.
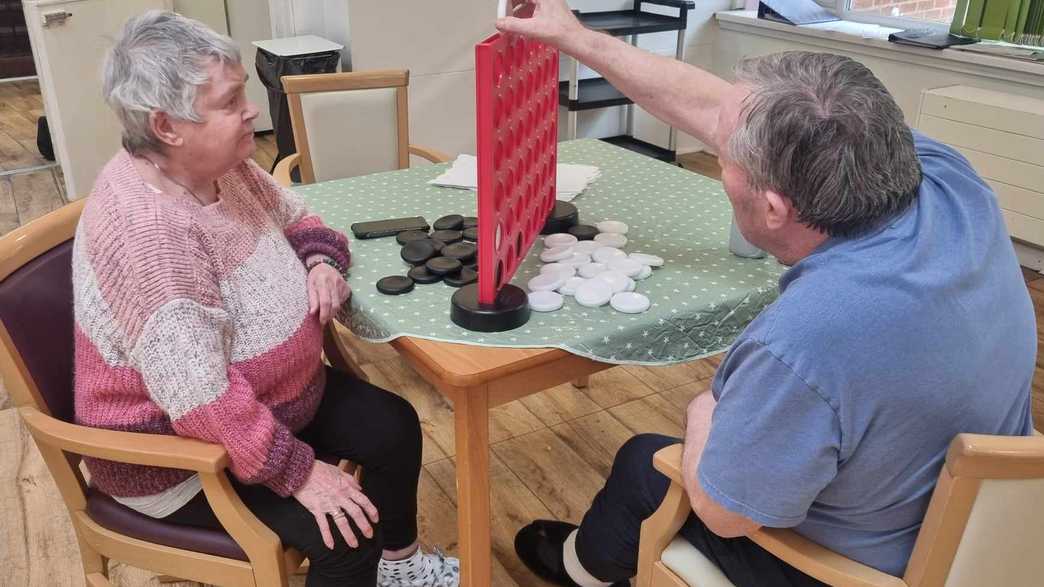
23, 0, 170, 199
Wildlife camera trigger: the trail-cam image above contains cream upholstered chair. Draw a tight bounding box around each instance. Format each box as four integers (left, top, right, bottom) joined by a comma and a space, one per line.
637, 433, 1044, 587
272, 69, 450, 186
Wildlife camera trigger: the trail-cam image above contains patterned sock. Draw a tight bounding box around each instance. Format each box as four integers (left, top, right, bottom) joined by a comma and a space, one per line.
378, 546, 460, 587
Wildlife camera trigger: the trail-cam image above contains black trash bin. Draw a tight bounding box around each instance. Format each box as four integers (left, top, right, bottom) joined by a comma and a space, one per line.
253, 36, 343, 176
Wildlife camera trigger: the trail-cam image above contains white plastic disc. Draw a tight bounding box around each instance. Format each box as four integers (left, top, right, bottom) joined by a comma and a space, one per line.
573, 240, 602, 255
635, 264, 653, 280
559, 276, 585, 296
528, 273, 567, 292
592, 247, 627, 264
594, 270, 633, 294
595, 220, 629, 235
529, 290, 564, 312
630, 252, 665, 267
544, 233, 579, 249
610, 292, 651, 314
608, 257, 644, 278
539, 246, 574, 263
574, 279, 613, 308
594, 233, 628, 248
578, 262, 607, 279
540, 263, 576, 277
562, 253, 592, 267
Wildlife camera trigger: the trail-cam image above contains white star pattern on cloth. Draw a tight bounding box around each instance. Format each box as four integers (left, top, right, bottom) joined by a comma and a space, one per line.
292, 139, 783, 364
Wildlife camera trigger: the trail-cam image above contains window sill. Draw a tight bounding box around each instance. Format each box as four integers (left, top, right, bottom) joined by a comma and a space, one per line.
715, 10, 1044, 88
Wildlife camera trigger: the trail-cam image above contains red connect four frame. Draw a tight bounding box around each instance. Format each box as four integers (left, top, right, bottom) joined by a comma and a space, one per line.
474, 32, 559, 304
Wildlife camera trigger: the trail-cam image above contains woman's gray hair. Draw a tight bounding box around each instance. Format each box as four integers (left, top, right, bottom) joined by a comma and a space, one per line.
103, 10, 241, 155
729, 51, 921, 237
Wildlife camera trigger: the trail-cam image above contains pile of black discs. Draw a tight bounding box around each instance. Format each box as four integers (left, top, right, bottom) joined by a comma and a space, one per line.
375, 215, 481, 295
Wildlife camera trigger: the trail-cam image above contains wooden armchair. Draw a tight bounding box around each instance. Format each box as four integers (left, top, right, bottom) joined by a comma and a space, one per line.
272, 69, 451, 187
637, 435, 1044, 587
0, 199, 366, 586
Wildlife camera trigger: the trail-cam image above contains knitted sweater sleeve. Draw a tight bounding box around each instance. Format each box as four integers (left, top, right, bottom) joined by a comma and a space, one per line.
241, 159, 351, 272
110, 203, 315, 497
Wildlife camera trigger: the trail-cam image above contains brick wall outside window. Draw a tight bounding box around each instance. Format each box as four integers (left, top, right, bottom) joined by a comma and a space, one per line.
849, 0, 958, 23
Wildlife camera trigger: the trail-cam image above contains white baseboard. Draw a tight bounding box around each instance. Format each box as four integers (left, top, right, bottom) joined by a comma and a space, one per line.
1014, 240, 1044, 274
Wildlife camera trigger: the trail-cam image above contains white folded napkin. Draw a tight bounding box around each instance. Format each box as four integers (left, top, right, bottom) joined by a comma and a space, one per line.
429, 154, 601, 202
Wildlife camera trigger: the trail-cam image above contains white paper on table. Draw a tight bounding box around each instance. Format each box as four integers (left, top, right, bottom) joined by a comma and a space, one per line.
429, 154, 601, 202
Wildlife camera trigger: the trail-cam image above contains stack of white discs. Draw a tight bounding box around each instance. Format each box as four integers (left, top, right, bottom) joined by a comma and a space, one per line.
525, 220, 665, 314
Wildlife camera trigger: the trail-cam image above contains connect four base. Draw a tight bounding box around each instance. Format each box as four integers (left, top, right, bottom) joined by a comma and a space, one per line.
450, 283, 531, 333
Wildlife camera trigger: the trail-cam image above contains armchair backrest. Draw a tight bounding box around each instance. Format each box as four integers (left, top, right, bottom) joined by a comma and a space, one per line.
0, 199, 84, 421
282, 70, 411, 184
903, 432, 1044, 587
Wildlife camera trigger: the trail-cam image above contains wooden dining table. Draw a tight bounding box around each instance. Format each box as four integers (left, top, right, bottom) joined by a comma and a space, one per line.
296, 139, 784, 585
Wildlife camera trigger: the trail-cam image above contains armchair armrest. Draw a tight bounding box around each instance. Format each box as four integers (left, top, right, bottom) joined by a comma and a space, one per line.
649, 444, 904, 587
19, 406, 229, 473
273, 153, 301, 188
408, 144, 452, 164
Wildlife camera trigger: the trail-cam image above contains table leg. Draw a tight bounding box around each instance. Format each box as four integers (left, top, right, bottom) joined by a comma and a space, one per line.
572, 376, 590, 389
453, 385, 492, 587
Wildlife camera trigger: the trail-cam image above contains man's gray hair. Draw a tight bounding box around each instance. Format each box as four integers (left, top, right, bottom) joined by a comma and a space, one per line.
103, 10, 241, 155
729, 52, 921, 237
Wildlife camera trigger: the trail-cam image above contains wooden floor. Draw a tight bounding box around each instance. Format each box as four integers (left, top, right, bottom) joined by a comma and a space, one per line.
0, 82, 1042, 586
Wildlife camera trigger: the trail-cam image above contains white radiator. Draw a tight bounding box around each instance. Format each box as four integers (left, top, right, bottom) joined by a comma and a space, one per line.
917, 85, 1044, 247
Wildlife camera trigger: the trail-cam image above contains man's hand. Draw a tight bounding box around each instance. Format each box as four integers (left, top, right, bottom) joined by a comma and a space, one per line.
308, 263, 351, 325
494, 0, 732, 146
293, 459, 379, 549
496, 0, 584, 49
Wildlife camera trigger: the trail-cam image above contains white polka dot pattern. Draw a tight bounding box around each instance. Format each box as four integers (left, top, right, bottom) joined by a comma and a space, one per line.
292, 139, 783, 365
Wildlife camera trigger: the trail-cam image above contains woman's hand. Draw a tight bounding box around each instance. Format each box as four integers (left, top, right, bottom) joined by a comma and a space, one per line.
308, 262, 351, 325
293, 459, 379, 549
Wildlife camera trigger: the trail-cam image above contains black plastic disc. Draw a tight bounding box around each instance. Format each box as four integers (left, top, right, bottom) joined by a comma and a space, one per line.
464, 262, 478, 272
401, 239, 438, 265
444, 267, 478, 287
376, 275, 414, 295
431, 229, 463, 244
541, 201, 579, 235
396, 230, 430, 245
425, 256, 463, 275
407, 265, 443, 284
441, 242, 477, 263
433, 214, 465, 231
450, 283, 530, 332
567, 224, 599, 241
462, 216, 479, 229
462, 227, 479, 242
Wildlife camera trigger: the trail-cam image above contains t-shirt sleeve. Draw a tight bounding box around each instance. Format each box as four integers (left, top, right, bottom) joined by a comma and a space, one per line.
699, 337, 841, 528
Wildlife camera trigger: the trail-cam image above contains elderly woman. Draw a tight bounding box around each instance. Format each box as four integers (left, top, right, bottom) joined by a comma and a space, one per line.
72, 11, 458, 587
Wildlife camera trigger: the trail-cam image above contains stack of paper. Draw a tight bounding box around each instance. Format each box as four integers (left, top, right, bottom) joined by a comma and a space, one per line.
429, 154, 601, 202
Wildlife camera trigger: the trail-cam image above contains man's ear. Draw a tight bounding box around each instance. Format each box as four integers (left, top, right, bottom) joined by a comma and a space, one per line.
148, 111, 183, 148
763, 189, 792, 230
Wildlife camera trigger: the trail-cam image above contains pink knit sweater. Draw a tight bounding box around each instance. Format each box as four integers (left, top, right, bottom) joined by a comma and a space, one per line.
73, 151, 350, 500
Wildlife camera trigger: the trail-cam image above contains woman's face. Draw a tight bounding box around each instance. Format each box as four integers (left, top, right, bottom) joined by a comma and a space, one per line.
170, 60, 259, 178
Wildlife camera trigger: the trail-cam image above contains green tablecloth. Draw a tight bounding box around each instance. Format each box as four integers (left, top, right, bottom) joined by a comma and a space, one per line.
294, 139, 784, 365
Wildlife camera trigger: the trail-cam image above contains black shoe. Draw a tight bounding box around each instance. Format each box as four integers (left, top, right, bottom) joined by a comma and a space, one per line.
514, 520, 629, 587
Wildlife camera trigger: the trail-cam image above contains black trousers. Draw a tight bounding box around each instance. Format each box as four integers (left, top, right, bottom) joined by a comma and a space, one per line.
575, 433, 827, 587
164, 367, 423, 587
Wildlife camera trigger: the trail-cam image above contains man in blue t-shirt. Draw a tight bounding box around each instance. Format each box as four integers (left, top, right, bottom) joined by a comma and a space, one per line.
498, 2, 1036, 587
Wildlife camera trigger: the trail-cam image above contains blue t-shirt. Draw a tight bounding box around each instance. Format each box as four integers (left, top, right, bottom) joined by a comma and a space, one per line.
698, 131, 1036, 577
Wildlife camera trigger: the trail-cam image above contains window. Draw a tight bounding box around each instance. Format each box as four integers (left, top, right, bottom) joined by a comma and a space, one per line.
846, 0, 959, 25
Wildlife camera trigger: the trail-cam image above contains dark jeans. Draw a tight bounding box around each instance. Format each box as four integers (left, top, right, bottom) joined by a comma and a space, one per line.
164, 367, 423, 587
575, 433, 827, 587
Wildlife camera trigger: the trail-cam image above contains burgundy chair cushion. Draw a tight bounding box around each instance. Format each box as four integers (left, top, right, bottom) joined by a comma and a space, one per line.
85, 488, 248, 561
0, 240, 75, 421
